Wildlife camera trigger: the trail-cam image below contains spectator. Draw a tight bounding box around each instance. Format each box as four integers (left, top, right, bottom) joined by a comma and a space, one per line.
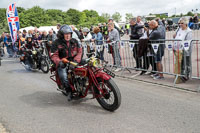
162, 18, 166, 27
0, 33, 5, 56
189, 16, 194, 29
47, 30, 57, 53
138, 24, 157, 75
26, 30, 33, 39
173, 17, 192, 83
57, 24, 61, 30
107, 22, 122, 72
70, 25, 82, 41
129, 17, 144, 69
125, 23, 130, 35
193, 14, 199, 30
136, 16, 144, 36
51, 28, 56, 34
98, 23, 103, 33
47, 30, 57, 44
34, 27, 39, 34
5, 33, 13, 57
91, 27, 104, 63
38, 31, 43, 41
33, 33, 39, 42
22, 30, 27, 38
102, 23, 108, 40
108, 18, 120, 35
81, 27, 93, 55
148, 20, 165, 80
41, 31, 48, 41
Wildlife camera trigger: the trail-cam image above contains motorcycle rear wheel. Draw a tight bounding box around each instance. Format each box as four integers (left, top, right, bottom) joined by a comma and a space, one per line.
95, 78, 121, 112
40, 59, 49, 73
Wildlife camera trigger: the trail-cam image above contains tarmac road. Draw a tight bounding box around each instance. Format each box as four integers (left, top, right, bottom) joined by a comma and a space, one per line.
0, 58, 200, 133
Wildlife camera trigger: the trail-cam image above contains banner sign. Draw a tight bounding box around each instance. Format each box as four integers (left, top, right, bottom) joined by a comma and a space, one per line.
7, 3, 20, 44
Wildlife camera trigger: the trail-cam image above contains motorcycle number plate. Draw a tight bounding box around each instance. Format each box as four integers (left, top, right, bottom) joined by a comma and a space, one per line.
103, 68, 115, 78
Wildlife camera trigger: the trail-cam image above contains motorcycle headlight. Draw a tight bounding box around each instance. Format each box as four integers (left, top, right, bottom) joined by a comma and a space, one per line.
92, 58, 100, 67
32, 51, 37, 55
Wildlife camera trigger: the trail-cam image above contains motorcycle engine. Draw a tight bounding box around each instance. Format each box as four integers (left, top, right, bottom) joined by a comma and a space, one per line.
74, 76, 88, 95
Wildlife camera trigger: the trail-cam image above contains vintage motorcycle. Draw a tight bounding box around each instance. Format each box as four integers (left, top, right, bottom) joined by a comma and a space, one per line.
50, 54, 121, 111
20, 44, 49, 73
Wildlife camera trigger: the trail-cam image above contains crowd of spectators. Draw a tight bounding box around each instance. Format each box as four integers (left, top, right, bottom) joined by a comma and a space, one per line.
0, 16, 194, 83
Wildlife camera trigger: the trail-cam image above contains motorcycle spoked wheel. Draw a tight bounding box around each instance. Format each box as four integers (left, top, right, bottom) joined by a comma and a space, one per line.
95, 78, 121, 112
40, 59, 49, 73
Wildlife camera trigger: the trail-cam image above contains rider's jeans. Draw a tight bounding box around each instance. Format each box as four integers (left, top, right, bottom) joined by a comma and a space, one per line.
57, 66, 70, 89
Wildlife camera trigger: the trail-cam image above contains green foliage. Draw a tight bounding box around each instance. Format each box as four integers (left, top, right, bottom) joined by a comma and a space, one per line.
125, 13, 133, 22
112, 12, 122, 22
155, 14, 167, 19
0, 6, 108, 30
186, 11, 194, 16
101, 13, 111, 21
0, 8, 9, 34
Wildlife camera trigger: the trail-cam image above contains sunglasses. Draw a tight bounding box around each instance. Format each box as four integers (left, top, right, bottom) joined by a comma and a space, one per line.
178, 23, 184, 24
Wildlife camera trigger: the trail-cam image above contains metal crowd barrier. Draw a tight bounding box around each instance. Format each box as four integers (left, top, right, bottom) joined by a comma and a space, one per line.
81, 39, 200, 86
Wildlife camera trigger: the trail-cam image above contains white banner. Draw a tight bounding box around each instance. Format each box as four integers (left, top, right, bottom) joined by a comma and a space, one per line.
166, 42, 173, 51
151, 43, 159, 54
90, 43, 94, 50
129, 43, 135, 51
100, 45, 104, 51
182, 40, 191, 51
120, 41, 125, 48
104, 43, 109, 52
97, 45, 101, 52
173, 41, 183, 50
83, 43, 87, 52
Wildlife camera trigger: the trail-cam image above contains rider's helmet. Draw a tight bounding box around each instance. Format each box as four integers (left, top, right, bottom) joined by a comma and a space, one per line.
26, 34, 32, 42
57, 24, 73, 39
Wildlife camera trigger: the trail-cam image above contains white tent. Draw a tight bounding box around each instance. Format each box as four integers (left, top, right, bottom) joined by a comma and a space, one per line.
19, 26, 58, 33
38, 26, 58, 33
19, 26, 35, 32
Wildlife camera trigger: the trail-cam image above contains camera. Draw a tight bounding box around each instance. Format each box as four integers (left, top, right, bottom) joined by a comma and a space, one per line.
144, 22, 149, 28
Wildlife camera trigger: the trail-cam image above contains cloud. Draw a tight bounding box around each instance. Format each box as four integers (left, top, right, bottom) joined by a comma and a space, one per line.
1, 0, 200, 20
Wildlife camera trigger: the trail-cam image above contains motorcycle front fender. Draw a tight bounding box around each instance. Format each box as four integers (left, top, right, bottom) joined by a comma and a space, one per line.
95, 71, 111, 81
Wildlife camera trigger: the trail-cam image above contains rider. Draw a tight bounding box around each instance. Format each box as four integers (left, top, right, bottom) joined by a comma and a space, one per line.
51, 25, 82, 94
25, 35, 35, 50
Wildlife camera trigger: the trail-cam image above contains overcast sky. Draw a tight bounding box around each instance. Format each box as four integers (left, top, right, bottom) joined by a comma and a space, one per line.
1, 0, 200, 21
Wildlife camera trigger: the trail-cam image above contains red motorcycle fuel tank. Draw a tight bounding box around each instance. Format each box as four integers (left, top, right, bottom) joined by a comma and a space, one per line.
74, 67, 87, 77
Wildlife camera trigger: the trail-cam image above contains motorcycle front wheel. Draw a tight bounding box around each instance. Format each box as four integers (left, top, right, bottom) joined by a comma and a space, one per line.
95, 78, 121, 112
40, 59, 49, 73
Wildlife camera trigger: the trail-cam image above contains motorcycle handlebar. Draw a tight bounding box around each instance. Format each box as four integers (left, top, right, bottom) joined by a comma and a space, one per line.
62, 58, 78, 66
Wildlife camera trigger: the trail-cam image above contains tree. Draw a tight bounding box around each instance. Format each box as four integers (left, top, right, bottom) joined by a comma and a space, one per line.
19, 6, 51, 27
0, 8, 9, 33
83, 10, 99, 18
98, 16, 107, 23
45, 9, 69, 25
66, 8, 82, 25
101, 13, 111, 21
186, 11, 194, 16
112, 12, 122, 22
125, 13, 133, 22
17, 7, 25, 13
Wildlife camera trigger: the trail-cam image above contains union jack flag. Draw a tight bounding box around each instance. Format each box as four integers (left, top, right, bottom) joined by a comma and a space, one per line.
6, 3, 20, 44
